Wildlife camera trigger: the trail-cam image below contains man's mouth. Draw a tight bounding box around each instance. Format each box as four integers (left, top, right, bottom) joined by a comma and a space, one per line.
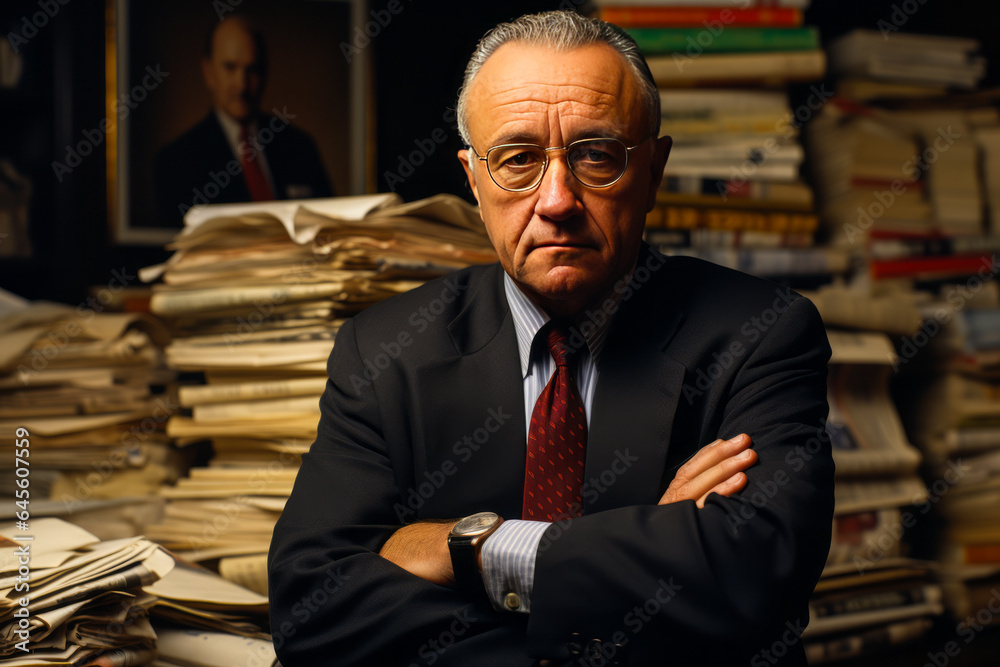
536, 241, 589, 249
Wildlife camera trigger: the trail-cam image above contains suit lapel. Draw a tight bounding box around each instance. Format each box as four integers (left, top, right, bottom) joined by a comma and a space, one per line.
412, 265, 528, 520
585, 249, 687, 512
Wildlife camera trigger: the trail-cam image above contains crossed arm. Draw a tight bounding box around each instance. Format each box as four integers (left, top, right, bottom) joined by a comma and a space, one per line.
379, 433, 758, 587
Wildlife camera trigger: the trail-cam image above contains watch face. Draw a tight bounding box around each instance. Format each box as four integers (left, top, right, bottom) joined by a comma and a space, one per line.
453, 512, 499, 536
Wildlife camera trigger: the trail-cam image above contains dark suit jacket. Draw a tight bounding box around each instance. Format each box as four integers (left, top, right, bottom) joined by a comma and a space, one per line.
152, 111, 333, 228
268, 247, 834, 666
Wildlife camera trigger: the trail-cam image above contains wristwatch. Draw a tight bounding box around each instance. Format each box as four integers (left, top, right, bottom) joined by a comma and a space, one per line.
448, 511, 504, 598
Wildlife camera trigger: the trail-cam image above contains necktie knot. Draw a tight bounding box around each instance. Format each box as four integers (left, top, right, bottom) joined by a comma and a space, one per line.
545, 323, 577, 369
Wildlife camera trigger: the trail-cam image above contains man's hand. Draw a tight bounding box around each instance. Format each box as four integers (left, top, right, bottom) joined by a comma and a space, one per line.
659, 433, 757, 508
378, 520, 458, 587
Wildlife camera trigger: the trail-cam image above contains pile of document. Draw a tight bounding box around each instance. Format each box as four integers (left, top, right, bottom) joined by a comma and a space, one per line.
0, 517, 172, 666
0, 517, 278, 667
894, 294, 1000, 631
144, 557, 276, 666
0, 290, 182, 539
140, 194, 495, 584
788, 290, 943, 662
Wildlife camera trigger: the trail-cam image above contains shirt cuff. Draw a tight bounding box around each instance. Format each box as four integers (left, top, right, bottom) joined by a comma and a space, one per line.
480, 519, 549, 614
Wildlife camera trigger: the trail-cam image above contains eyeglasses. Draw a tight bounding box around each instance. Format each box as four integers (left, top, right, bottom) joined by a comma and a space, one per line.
470, 137, 643, 192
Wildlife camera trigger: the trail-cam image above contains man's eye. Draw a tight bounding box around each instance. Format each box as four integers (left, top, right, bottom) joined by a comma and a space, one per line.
582, 149, 612, 163
498, 151, 540, 169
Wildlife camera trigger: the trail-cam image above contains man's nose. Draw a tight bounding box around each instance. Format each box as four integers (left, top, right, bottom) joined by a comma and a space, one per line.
534, 155, 581, 221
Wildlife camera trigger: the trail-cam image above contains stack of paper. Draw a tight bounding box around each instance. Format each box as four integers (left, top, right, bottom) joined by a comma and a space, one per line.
0, 517, 278, 666
140, 194, 496, 582
829, 30, 985, 90
0, 291, 184, 539
801, 330, 941, 661
144, 560, 270, 638
0, 518, 173, 666
804, 559, 941, 664
821, 331, 928, 558
893, 297, 1000, 630
808, 29, 998, 285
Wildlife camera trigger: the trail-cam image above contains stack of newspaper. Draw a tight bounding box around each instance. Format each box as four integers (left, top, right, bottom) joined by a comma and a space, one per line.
0, 290, 182, 539
0, 517, 173, 666
140, 194, 496, 585
0, 517, 278, 666
893, 292, 1000, 633
799, 321, 941, 662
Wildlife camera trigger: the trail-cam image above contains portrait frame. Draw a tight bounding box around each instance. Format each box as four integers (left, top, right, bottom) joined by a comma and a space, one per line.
106, 0, 372, 245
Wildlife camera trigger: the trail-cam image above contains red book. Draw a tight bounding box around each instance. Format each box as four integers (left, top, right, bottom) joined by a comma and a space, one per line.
957, 544, 1000, 564
596, 7, 803, 28
870, 254, 994, 280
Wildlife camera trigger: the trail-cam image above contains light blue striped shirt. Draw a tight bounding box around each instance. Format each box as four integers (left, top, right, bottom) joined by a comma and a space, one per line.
480, 272, 617, 614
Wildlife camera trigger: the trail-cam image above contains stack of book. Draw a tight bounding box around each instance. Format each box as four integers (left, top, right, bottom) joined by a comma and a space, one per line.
828, 30, 985, 93
804, 559, 940, 664
140, 194, 497, 585
806, 29, 998, 282
800, 326, 940, 661
894, 298, 1000, 631
590, 0, 848, 282
0, 290, 182, 539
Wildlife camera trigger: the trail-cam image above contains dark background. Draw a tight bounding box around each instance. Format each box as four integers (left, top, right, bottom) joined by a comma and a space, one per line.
1, 0, 998, 305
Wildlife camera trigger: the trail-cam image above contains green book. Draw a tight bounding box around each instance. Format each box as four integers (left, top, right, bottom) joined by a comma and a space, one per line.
628, 27, 819, 55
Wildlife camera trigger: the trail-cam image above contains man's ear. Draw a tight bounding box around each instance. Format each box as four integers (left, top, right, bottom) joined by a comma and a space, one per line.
457, 149, 481, 205
645, 135, 672, 212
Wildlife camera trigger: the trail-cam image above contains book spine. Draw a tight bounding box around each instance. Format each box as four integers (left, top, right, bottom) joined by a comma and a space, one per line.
868, 235, 1000, 260
664, 176, 788, 199
657, 247, 847, 276
810, 586, 936, 618
646, 228, 813, 248
804, 618, 932, 663
869, 254, 996, 280
648, 205, 818, 233
658, 114, 795, 137
627, 27, 818, 54
957, 544, 1000, 564
596, 7, 803, 28
648, 50, 825, 87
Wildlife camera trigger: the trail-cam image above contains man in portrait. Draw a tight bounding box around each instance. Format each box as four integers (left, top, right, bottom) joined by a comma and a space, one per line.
153, 15, 333, 228
269, 10, 833, 666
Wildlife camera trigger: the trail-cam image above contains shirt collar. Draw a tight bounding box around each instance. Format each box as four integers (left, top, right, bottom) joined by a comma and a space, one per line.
214, 109, 256, 157
503, 271, 622, 378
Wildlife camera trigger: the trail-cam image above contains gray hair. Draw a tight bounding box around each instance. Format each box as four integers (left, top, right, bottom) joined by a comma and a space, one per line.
456, 10, 660, 148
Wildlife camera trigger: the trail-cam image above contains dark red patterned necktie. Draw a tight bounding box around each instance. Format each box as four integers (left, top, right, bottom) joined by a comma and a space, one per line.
523, 323, 587, 522
240, 125, 274, 201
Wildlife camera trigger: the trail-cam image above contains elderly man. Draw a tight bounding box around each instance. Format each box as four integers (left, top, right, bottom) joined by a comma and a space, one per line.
269, 10, 832, 666
153, 15, 332, 227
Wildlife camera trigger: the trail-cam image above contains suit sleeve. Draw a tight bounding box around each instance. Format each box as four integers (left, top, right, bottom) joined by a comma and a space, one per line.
524, 296, 834, 663
267, 318, 526, 666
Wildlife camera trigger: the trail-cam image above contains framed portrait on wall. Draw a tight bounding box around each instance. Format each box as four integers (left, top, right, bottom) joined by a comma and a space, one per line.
107, 0, 370, 245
